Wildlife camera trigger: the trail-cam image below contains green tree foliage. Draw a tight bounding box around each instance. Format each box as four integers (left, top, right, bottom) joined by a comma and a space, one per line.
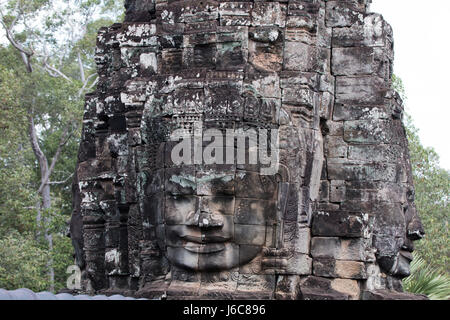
393, 75, 449, 274
392, 76, 449, 299
0, 232, 49, 291
0, 59, 37, 234
406, 117, 449, 274
0, 0, 124, 291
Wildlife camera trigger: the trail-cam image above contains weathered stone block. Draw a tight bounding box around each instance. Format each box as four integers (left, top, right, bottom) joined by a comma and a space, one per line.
324, 136, 348, 158
283, 223, 311, 254
325, 1, 364, 27
283, 41, 330, 73
327, 159, 397, 182
248, 34, 283, 72
332, 14, 392, 48
117, 23, 157, 46
216, 42, 247, 71
312, 211, 367, 238
333, 104, 390, 121
299, 276, 350, 300
235, 224, 266, 246
344, 181, 406, 203
332, 47, 374, 75
362, 289, 428, 300
335, 76, 386, 105
319, 180, 330, 202
311, 237, 368, 261
314, 258, 368, 279
319, 91, 334, 119
329, 180, 346, 203
282, 86, 316, 107
343, 120, 398, 145
330, 278, 360, 300
248, 74, 281, 99
252, 2, 287, 27
219, 2, 252, 17
234, 198, 277, 225
348, 144, 404, 162
124, 0, 156, 22
285, 252, 312, 275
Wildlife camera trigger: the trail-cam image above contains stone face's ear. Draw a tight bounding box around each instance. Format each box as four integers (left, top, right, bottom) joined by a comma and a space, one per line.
276, 164, 290, 183
277, 182, 289, 221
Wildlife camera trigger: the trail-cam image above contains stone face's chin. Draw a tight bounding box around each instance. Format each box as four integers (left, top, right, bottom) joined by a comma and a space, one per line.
184, 243, 226, 254
167, 243, 254, 272
394, 250, 413, 278
164, 234, 265, 271
378, 250, 413, 278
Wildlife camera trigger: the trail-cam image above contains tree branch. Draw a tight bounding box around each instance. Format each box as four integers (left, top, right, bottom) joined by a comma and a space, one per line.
49, 173, 74, 185
42, 59, 73, 82
77, 51, 86, 84
0, 19, 33, 73
78, 73, 97, 97
37, 127, 72, 195
86, 76, 99, 92
28, 110, 49, 180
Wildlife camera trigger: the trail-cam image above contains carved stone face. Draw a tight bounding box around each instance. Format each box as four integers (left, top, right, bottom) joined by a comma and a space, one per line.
148, 163, 279, 272
75, 0, 427, 299
375, 186, 424, 278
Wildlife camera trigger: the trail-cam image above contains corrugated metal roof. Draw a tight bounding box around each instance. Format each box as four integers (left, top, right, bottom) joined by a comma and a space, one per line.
0, 288, 146, 300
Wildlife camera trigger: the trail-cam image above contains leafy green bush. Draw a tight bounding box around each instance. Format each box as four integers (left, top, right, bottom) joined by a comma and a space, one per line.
403, 252, 450, 300
0, 232, 50, 291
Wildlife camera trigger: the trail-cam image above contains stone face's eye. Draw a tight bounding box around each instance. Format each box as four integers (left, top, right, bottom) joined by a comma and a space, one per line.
164, 195, 198, 226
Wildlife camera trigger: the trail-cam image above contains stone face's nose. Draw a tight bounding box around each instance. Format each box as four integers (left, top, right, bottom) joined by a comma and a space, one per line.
184, 209, 224, 229
185, 197, 224, 229
197, 211, 224, 229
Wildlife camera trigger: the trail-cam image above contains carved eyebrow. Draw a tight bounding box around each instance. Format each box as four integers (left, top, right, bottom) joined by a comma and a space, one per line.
169, 173, 235, 187
196, 173, 234, 184
169, 174, 196, 189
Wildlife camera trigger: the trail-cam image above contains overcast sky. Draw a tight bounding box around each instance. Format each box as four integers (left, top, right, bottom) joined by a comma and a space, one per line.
370, 0, 450, 170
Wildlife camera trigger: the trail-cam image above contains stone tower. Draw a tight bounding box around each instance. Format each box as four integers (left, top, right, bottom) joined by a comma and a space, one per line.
71, 0, 425, 300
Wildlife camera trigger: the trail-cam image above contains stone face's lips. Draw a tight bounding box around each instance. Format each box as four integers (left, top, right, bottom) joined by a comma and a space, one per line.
179, 234, 230, 243
184, 242, 225, 254
399, 250, 413, 262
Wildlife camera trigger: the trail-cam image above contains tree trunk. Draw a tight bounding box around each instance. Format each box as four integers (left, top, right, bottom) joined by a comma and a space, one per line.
45, 233, 55, 292
2, 7, 79, 293
28, 111, 55, 292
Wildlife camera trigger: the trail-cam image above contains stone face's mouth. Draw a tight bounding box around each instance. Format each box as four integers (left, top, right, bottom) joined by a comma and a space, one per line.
399, 250, 413, 262
394, 250, 413, 278
183, 242, 225, 254
179, 234, 231, 243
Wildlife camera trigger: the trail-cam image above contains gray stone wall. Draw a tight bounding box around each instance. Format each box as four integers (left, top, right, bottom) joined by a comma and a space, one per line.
71, 0, 424, 300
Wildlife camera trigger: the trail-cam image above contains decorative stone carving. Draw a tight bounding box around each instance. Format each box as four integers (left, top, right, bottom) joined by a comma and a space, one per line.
71, 0, 425, 300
